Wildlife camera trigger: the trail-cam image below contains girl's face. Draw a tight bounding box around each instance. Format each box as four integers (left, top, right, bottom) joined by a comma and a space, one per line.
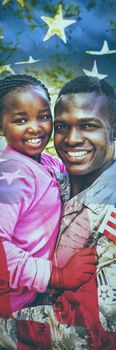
1, 85, 52, 157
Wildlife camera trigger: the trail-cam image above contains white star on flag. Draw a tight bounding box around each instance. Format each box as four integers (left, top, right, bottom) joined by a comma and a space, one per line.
41, 4, 76, 43
86, 40, 116, 55
2, 0, 24, 6
83, 60, 108, 80
0, 169, 21, 185
15, 56, 40, 65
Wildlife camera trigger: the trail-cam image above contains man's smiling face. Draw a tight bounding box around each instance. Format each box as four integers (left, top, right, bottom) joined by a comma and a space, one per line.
54, 91, 114, 176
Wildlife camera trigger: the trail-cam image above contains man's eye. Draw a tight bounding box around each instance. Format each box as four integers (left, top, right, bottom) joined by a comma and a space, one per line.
82, 123, 98, 129
54, 123, 68, 132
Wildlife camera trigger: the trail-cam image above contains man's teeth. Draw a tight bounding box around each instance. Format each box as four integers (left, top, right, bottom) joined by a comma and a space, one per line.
68, 151, 88, 157
26, 138, 41, 144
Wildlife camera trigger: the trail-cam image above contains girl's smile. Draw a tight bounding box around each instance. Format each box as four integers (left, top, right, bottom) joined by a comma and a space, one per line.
1, 86, 52, 157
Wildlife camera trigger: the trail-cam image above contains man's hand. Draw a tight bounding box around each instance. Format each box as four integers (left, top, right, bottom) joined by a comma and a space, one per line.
50, 247, 97, 289
62, 247, 97, 289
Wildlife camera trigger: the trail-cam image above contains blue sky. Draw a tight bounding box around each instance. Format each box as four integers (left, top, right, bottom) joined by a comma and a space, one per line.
0, 0, 116, 151
0, 0, 115, 85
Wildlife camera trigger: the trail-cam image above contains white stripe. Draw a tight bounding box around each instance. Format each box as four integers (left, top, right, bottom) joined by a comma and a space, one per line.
99, 205, 116, 233
107, 216, 116, 225
105, 224, 116, 236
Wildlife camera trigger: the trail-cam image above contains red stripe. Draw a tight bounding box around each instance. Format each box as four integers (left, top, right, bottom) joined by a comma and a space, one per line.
104, 229, 116, 243
107, 220, 116, 230
111, 211, 116, 219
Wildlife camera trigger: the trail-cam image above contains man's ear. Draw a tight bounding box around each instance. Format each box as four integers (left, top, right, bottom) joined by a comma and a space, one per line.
0, 127, 4, 137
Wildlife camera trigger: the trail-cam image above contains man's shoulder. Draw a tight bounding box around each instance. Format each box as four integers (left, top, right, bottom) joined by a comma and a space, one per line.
98, 161, 116, 193
106, 160, 116, 174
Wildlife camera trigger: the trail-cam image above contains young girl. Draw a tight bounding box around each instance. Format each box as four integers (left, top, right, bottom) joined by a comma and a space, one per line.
0, 73, 64, 315
0, 74, 96, 318
0, 74, 97, 349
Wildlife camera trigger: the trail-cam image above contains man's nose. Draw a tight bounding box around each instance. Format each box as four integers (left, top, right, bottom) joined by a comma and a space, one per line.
65, 127, 84, 145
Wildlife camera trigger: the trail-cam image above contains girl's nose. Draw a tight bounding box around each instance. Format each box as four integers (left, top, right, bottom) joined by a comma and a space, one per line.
27, 121, 40, 133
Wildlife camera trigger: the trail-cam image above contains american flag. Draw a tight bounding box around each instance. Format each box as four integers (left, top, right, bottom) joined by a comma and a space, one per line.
99, 205, 116, 243
0, 1, 116, 349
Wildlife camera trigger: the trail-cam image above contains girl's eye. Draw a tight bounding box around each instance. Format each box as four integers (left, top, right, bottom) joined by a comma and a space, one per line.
15, 118, 26, 124
40, 114, 51, 120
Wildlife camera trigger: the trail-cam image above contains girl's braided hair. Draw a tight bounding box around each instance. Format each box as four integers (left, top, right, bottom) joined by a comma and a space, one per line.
0, 74, 50, 101
0, 74, 51, 125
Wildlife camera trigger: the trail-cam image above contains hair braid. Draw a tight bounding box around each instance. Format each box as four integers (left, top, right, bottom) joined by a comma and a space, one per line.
0, 74, 51, 102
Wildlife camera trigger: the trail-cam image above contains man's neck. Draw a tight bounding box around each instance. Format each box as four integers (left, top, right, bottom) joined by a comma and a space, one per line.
70, 158, 115, 198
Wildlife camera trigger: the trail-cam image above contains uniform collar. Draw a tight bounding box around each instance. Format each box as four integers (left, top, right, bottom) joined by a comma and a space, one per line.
63, 161, 116, 215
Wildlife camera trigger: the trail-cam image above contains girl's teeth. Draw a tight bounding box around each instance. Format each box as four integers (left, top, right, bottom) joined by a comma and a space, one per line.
68, 151, 88, 157
27, 138, 41, 144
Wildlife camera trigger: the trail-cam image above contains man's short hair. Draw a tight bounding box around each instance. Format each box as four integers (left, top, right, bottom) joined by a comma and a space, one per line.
56, 76, 116, 127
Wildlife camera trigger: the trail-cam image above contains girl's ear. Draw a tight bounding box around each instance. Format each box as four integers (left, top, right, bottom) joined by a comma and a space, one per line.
0, 128, 5, 137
